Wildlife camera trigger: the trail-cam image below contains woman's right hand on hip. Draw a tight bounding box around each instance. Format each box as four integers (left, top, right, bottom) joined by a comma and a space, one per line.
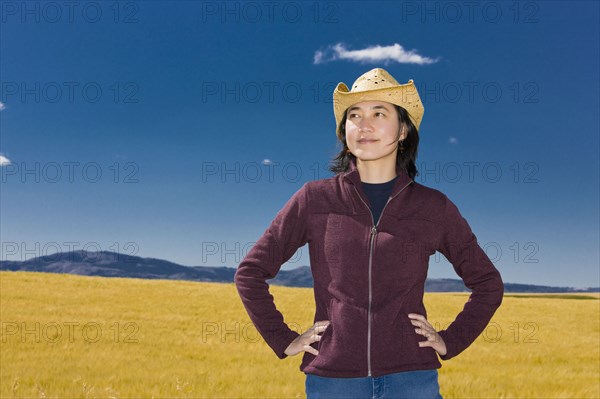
284, 320, 330, 357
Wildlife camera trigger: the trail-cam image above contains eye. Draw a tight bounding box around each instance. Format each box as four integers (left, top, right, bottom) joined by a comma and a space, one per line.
375, 112, 386, 117
348, 113, 360, 118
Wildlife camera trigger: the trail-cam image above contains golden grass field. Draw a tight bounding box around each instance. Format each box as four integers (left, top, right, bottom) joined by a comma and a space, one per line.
1, 270, 598, 398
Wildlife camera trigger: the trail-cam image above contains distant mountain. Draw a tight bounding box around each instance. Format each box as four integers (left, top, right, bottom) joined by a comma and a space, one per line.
1, 251, 598, 293
0, 250, 233, 282
275, 271, 599, 293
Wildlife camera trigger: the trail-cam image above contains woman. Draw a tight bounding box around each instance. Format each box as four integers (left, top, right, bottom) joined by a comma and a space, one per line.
234, 68, 504, 399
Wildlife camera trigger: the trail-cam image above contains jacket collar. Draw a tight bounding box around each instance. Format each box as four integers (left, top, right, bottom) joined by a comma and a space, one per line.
342, 156, 413, 197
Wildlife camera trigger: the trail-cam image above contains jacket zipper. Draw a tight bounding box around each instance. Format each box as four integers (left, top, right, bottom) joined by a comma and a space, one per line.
352, 180, 413, 377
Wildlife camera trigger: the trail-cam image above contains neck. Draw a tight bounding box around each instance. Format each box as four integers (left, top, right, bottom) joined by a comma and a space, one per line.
355, 156, 398, 183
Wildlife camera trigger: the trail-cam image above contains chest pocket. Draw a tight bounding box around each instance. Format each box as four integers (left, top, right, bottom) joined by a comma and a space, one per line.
307, 212, 370, 296
374, 216, 438, 284
382, 215, 437, 254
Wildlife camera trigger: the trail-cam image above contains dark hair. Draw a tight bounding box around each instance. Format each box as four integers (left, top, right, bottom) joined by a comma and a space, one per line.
328, 104, 420, 180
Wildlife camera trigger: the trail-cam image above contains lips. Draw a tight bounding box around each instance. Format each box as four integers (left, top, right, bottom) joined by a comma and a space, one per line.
358, 139, 378, 144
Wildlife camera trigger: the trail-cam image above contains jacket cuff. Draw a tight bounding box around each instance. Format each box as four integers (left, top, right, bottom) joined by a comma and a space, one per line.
436, 329, 457, 361
274, 329, 301, 359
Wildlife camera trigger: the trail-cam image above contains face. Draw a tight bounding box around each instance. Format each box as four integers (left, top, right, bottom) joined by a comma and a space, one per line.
345, 101, 405, 163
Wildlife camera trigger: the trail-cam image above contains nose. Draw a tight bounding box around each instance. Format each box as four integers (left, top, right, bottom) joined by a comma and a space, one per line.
357, 118, 373, 132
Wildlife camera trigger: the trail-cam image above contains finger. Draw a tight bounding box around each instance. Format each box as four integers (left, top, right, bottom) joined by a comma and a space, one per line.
304, 328, 326, 343
407, 313, 426, 321
308, 322, 329, 333
304, 345, 319, 356
411, 320, 432, 330
414, 327, 435, 338
409, 317, 433, 330
418, 330, 439, 342
418, 340, 432, 348
311, 324, 330, 335
307, 331, 323, 342
408, 315, 432, 329
307, 335, 321, 345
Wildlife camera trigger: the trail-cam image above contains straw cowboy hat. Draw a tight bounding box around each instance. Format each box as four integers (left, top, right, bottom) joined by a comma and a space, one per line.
333, 68, 424, 140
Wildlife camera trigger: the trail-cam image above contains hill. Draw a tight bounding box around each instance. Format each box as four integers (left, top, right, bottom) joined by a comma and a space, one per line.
1, 250, 597, 292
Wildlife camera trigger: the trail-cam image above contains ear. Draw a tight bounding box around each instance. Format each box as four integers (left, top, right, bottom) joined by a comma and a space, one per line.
399, 125, 407, 141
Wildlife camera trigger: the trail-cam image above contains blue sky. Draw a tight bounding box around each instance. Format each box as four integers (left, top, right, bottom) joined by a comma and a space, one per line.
0, 1, 598, 289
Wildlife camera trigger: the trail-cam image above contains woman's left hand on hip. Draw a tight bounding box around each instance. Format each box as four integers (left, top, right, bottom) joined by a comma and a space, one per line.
408, 313, 447, 356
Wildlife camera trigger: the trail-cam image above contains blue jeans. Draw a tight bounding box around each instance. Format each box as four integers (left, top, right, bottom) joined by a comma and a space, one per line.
305, 369, 443, 399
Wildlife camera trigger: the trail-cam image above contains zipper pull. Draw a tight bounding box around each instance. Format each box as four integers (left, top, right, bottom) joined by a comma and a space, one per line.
371, 226, 377, 236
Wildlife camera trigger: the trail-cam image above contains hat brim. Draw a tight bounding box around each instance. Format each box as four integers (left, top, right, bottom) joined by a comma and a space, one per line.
333, 81, 424, 139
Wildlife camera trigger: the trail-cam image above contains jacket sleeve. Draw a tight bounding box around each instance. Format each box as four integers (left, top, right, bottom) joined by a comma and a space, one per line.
435, 194, 504, 361
233, 182, 310, 359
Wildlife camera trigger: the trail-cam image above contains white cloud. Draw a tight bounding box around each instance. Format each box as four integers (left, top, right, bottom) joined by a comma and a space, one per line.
0, 102, 5, 111
261, 159, 273, 166
314, 43, 439, 65
0, 154, 11, 166
449, 137, 459, 144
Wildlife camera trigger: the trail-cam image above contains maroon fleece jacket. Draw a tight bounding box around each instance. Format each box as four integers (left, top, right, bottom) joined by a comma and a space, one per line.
234, 157, 504, 378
